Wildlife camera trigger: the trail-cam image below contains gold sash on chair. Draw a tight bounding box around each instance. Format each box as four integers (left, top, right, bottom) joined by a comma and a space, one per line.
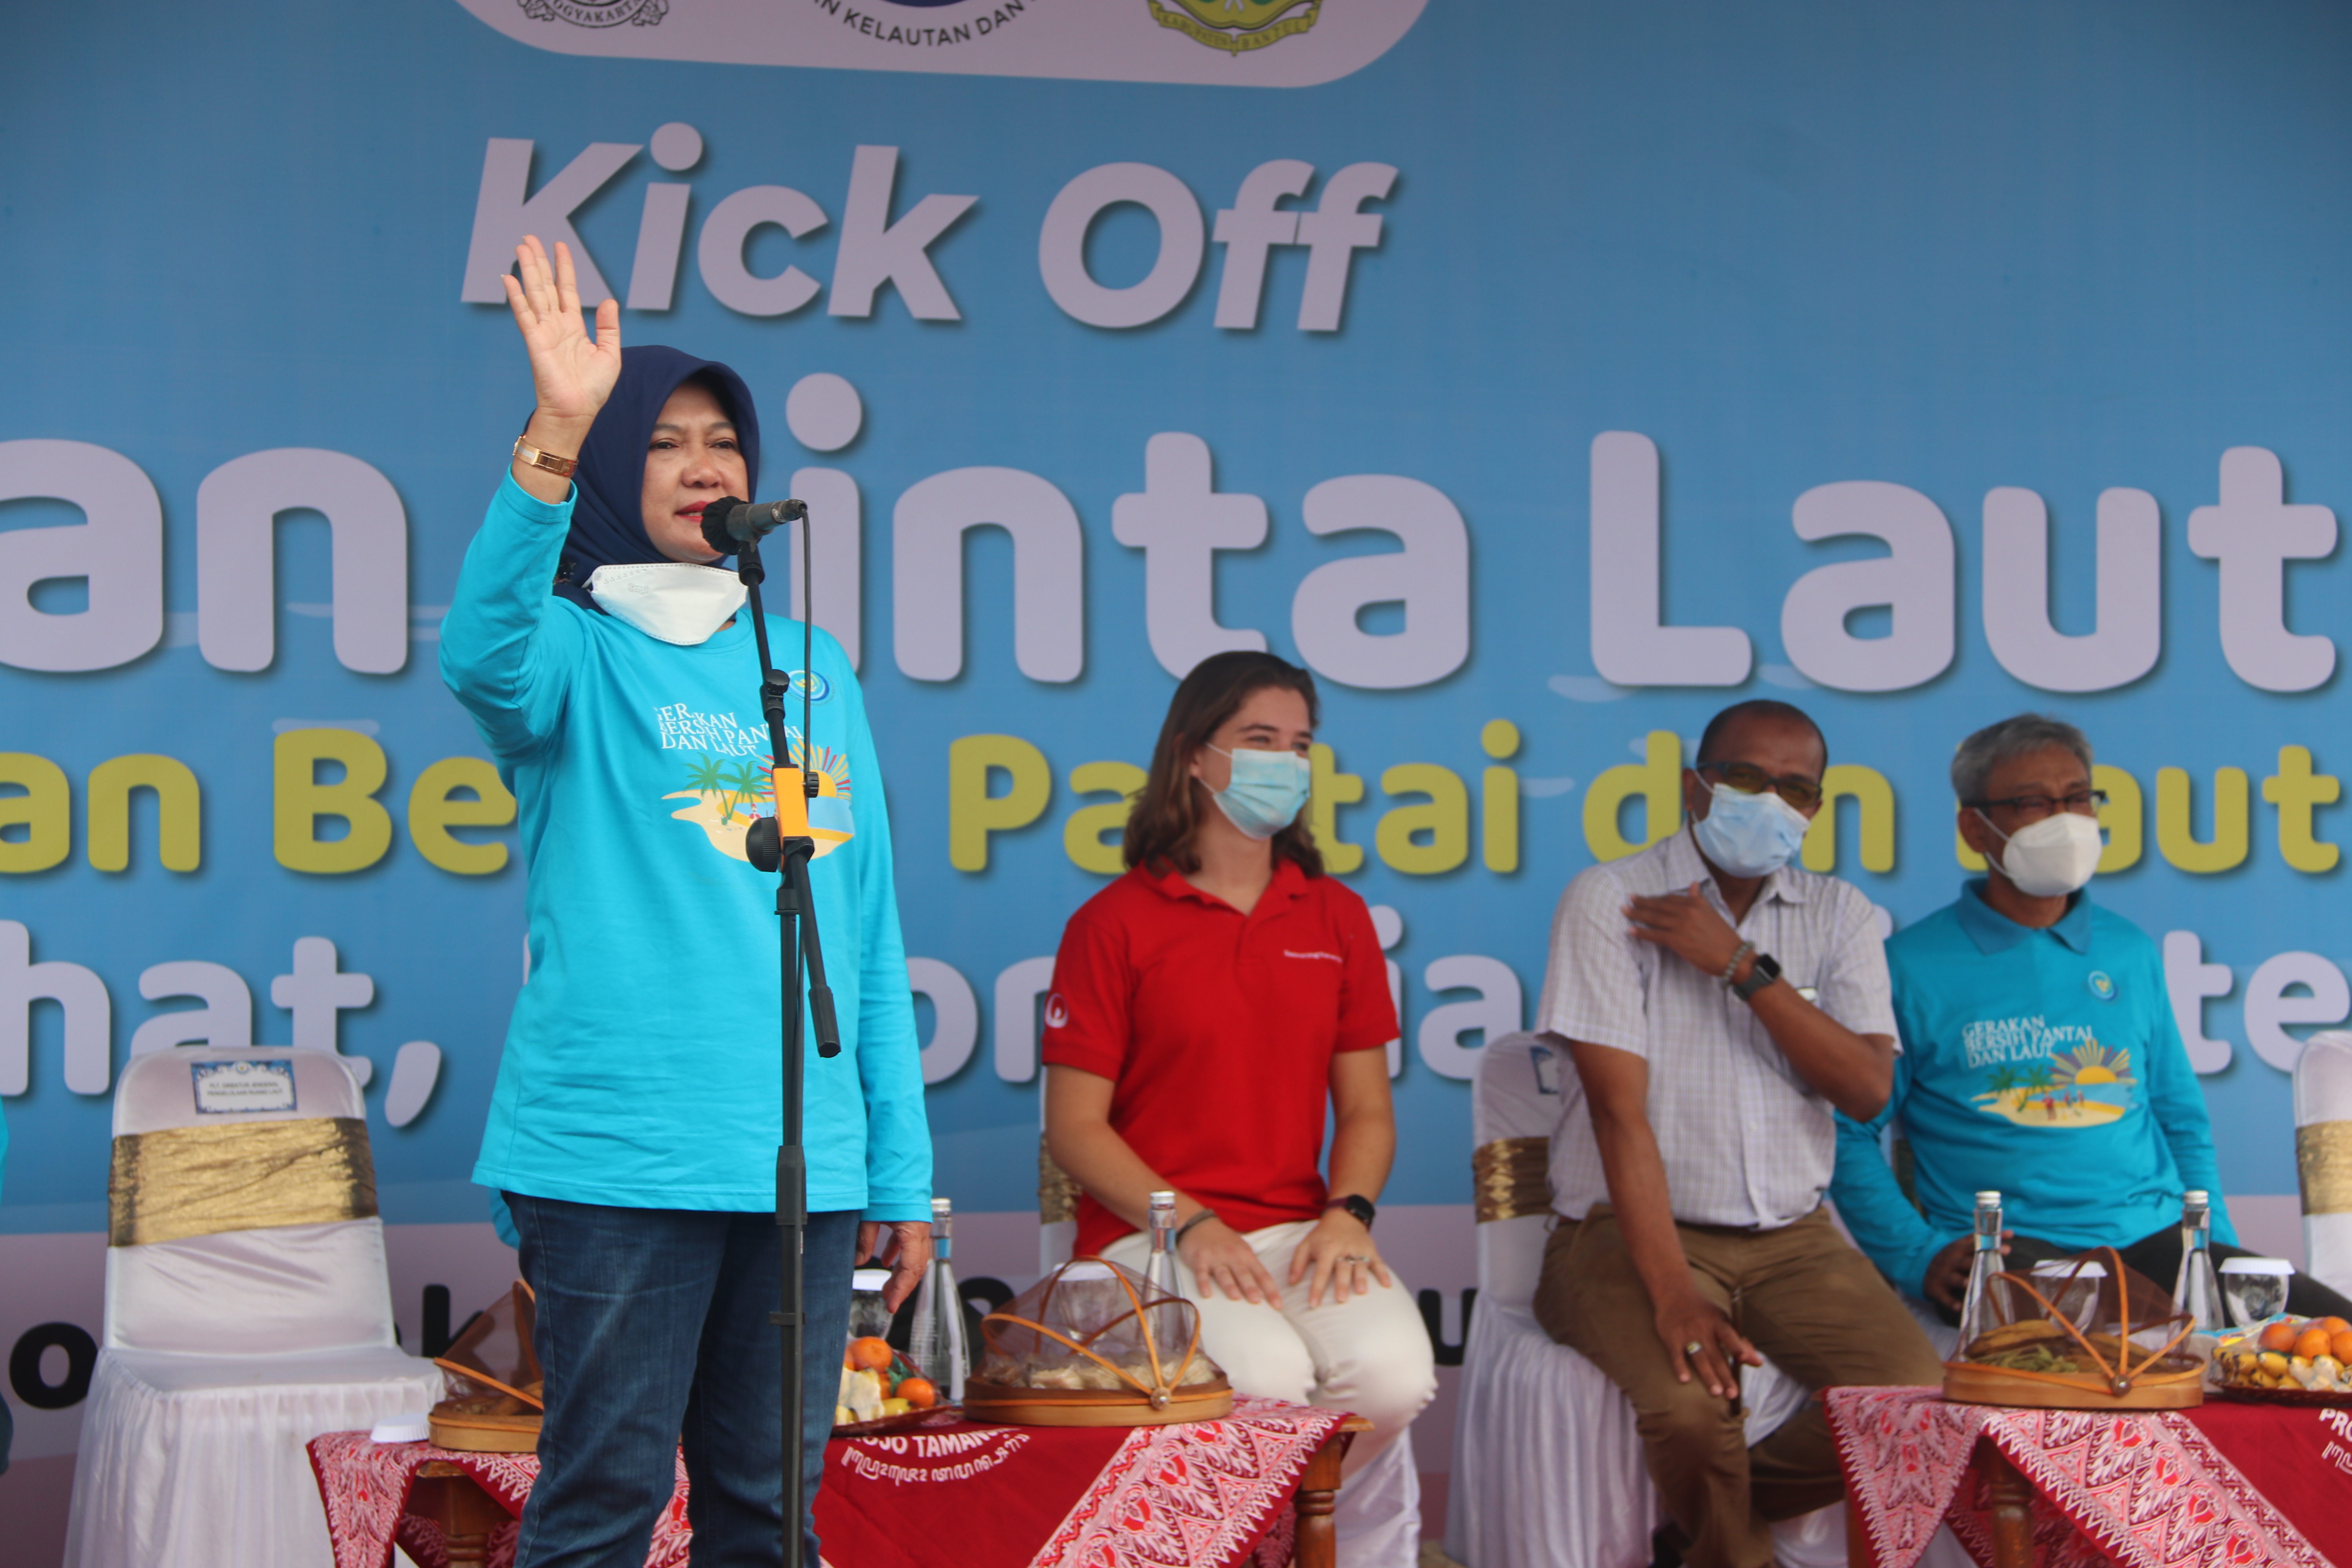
2299, 1120, 2352, 1216
109, 1117, 378, 1247
1471, 1135, 1551, 1224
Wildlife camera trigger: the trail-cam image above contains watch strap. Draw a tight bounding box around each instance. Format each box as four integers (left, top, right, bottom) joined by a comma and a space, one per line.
1326, 1194, 1376, 1229
1733, 952, 1782, 1001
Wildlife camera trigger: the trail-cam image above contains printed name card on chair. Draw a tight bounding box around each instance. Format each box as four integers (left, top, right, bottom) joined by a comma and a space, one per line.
64, 1046, 445, 1568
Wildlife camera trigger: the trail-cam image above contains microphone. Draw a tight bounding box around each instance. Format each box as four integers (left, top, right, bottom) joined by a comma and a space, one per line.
699, 495, 808, 555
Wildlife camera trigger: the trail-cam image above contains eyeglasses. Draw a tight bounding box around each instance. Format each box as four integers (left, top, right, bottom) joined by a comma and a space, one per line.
1967, 789, 2109, 822
1696, 760, 1823, 812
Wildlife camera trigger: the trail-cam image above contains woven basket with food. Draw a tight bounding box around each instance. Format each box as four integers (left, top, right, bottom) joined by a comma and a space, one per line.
964, 1258, 1231, 1428
1944, 1248, 2206, 1410
430, 1281, 544, 1452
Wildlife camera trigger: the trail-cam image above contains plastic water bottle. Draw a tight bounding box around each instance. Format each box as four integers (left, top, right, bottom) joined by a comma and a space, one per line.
1955, 1190, 2004, 1350
908, 1196, 968, 1401
1142, 1191, 1181, 1302
2174, 1190, 2226, 1334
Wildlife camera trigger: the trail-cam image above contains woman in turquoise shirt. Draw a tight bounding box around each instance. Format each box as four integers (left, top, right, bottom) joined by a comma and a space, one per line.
441, 236, 932, 1568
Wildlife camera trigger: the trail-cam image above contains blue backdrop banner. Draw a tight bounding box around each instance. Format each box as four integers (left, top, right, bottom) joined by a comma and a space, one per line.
4, 0, 2348, 1255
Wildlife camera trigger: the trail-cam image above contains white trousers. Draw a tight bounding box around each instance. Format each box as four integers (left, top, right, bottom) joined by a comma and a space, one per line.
1102, 1217, 1437, 1568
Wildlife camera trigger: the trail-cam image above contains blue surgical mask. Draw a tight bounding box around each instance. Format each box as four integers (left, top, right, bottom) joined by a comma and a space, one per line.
1205, 745, 1312, 840
1691, 782, 1811, 878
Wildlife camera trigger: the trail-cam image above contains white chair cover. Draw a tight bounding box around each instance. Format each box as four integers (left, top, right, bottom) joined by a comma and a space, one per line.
1445, 1032, 1833, 1568
66, 1047, 443, 1568
2295, 1030, 2352, 1298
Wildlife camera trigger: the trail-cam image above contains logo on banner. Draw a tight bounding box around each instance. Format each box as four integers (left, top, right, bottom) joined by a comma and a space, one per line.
1148, 0, 1321, 53
817, 0, 1040, 48
518, 0, 668, 26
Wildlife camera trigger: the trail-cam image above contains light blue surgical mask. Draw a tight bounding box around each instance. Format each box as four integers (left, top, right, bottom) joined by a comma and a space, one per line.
1691, 782, 1811, 878
1205, 744, 1312, 840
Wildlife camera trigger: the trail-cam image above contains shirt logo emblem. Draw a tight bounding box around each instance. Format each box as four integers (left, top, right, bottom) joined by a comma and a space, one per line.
2087, 971, 2117, 1001
1044, 994, 1070, 1029
1283, 949, 1343, 964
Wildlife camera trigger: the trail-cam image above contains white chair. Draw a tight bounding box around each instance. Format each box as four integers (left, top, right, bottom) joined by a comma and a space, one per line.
1445, 1031, 1838, 1568
65, 1046, 444, 1568
2296, 1030, 2352, 1297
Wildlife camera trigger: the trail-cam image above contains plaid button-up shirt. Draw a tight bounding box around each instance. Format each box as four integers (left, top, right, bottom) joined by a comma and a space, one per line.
1538, 829, 1898, 1231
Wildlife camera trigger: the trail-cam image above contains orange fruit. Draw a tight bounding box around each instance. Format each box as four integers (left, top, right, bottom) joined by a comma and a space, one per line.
2319, 1316, 2352, 1337
2259, 1321, 2302, 1353
849, 1336, 895, 1372
2294, 1327, 2334, 1361
843, 1347, 857, 1370
2331, 1331, 2352, 1363
898, 1377, 938, 1410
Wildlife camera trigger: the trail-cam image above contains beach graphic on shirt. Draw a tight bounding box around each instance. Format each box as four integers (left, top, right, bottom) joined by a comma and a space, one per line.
661, 743, 855, 865
1968, 1036, 2136, 1129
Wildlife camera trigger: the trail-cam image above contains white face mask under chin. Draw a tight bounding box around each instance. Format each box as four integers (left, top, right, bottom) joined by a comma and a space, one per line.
586, 563, 747, 646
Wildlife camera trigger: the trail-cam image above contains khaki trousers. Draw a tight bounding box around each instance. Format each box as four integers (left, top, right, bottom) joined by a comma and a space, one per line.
1532, 1206, 1944, 1568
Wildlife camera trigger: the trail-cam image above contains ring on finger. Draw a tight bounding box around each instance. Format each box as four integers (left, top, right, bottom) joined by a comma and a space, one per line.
1683, 1340, 1705, 1357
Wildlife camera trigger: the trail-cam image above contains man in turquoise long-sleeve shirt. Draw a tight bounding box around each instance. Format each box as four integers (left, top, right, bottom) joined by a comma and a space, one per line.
1833, 713, 2350, 1322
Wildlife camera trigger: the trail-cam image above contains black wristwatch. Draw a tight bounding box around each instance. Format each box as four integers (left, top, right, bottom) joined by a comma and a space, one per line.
1732, 952, 1783, 1002
1325, 1193, 1377, 1229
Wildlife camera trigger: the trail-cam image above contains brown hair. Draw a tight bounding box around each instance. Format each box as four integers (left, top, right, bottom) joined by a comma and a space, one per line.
1122, 650, 1325, 876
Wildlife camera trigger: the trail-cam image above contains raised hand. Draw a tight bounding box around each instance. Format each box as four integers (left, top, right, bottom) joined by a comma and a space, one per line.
503, 235, 622, 429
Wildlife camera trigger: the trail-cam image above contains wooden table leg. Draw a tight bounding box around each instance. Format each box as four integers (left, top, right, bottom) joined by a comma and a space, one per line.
1290, 1431, 1350, 1568
1982, 1444, 2034, 1568
411, 1465, 514, 1566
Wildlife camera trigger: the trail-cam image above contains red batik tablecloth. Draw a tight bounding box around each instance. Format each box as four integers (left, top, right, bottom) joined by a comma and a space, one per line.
1825, 1385, 2352, 1568
305, 1432, 691, 1568
310, 1396, 1347, 1568
814, 1396, 1349, 1568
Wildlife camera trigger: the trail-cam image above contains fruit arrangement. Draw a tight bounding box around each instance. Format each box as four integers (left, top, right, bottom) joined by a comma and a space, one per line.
835, 1335, 941, 1428
2214, 1314, 2352, 1395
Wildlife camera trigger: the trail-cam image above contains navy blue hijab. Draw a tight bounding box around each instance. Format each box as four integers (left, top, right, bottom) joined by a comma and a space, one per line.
551, 345, 762, 612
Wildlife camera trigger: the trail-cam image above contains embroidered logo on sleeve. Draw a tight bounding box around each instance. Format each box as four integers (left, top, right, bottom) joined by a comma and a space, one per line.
1044, 994, 1070, 1029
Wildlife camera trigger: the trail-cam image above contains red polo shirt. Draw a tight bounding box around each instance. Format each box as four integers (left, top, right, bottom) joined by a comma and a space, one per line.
1041, 858, 1397, 1257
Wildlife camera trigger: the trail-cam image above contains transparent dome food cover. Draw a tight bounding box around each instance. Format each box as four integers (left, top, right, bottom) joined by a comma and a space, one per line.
1962, 1250, 2203, 1386
434, 1280, 544, 1410
976, 1258, 1224, 1406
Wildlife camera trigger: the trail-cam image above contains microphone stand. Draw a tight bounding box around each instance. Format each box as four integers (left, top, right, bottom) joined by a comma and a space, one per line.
719, 501, 838, 1568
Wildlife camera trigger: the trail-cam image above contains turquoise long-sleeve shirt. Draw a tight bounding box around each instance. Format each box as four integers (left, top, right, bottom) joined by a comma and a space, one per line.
1832, 881, 2234, 1298
439, 475, 930, 1221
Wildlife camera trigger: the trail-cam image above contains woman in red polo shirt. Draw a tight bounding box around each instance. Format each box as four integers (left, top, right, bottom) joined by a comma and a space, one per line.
1042, 650, 1437, 1567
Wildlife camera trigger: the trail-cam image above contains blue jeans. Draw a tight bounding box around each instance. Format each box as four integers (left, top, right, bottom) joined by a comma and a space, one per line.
503, 1195, 858, 1568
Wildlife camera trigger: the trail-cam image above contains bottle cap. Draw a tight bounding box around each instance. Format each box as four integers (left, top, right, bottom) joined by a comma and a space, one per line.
1148, 1189, 1176, 1209
932, 1196, 952, 1216
2184, 1189, 2209, 1204
1974, 1191, 2001, 1205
